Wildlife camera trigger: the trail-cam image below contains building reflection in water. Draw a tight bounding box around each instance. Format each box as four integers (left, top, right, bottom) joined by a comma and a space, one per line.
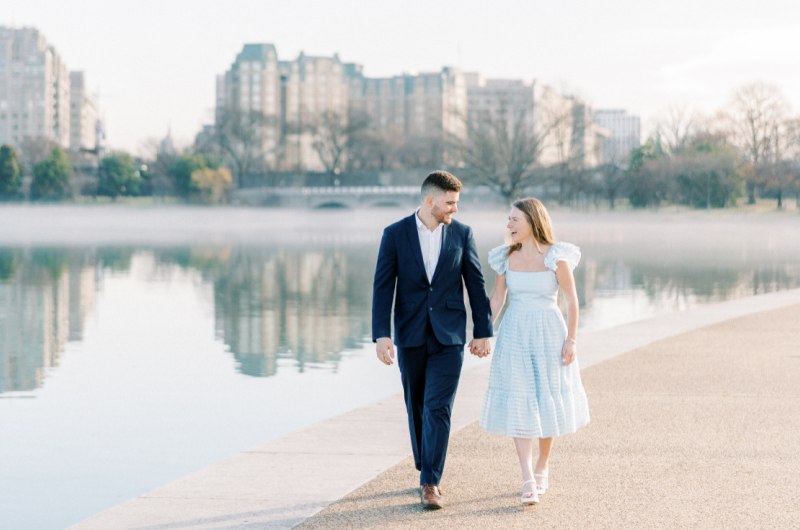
207, 246, 374, 377
0, 248, 97, 393
2, 241, 800, 393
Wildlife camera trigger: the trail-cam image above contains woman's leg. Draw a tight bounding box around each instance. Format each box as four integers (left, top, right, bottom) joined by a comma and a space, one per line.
536, 437, 553, 474
514, 437, 535, 480
514, 437, 539, 501
514, 437, 536, 493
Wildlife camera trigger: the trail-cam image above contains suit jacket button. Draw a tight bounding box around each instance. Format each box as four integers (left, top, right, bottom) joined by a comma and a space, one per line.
429, 307, 433, 311
429, 287, 433, 291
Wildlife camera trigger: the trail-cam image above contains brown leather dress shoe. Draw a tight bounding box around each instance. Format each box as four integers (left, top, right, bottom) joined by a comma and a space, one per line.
420, 484, 443, 510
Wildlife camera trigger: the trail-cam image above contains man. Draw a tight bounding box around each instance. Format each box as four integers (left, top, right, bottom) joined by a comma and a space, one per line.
372, 170, 493, 510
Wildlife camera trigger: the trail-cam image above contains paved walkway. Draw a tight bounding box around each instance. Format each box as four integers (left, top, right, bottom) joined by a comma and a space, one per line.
71, 289, 800, 529
298, 302, 800, 529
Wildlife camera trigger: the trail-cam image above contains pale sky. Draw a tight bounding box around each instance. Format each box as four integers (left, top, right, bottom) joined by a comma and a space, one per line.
5, 0, 800, 153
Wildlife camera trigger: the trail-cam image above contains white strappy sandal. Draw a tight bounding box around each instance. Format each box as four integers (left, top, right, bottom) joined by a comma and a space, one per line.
520, 480, 540, 505
534, 472, 549, 495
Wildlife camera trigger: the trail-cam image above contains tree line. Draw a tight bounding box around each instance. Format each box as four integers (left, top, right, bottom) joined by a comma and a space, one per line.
0, 141, 232, 204
451, 82, 799, 209
2, 82, 798, 209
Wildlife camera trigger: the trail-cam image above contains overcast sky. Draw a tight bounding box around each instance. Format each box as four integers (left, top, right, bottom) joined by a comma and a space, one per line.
5, 0, 800, 153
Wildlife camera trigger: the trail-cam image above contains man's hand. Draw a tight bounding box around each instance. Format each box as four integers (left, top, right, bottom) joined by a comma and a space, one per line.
376, 337, 395, 366
468, 337, 492, 358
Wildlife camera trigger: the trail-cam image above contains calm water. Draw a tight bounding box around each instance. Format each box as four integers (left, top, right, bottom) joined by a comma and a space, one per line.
1, 207, 798, 529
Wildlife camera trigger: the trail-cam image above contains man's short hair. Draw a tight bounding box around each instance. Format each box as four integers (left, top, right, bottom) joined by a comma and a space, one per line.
421, 170, 462, 196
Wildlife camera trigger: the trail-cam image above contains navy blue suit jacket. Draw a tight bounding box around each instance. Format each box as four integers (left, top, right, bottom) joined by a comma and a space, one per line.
372, 213, 493, 348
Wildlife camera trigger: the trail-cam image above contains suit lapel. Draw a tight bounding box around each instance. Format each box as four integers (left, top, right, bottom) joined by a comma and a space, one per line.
430, 223, 451, 285
404, 214, 428, 283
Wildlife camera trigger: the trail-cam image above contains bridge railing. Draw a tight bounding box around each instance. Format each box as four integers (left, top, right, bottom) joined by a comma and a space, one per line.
300, 186, 420, 196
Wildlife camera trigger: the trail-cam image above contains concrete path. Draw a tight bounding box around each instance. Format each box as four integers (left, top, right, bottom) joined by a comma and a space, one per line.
300, 301, 800, 529
71, 289, 800, 529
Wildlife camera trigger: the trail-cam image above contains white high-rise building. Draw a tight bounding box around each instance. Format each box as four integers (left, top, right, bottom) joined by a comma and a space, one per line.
69, 71, 98, 153
594, 109, 641, 164
0, 27, 70, 148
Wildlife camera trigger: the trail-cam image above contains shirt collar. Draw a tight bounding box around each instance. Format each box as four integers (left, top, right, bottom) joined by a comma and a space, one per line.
415, 208, 443, 233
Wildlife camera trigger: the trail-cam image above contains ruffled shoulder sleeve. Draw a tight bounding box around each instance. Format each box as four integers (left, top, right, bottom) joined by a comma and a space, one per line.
487, 245, 510, 275
544, 241, 581, 272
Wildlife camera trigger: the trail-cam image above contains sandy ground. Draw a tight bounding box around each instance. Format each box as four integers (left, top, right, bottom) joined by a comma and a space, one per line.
298, 303, 800, 529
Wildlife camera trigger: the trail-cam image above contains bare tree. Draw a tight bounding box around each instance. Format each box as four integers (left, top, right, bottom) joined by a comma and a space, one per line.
138, 137, 179, 196
347, 128, 403, 171
18, 136, 59, 175
654, 105, 698, 155
724, 83, 791, 204
765, 117, 800, 209
451, 96, 568, 200
214, 106, 274, 188
311, 110, 370, 182
398, 134, 445, 170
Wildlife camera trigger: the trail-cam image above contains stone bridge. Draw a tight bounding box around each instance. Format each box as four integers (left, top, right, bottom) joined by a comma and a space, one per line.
234, 186, 422, 208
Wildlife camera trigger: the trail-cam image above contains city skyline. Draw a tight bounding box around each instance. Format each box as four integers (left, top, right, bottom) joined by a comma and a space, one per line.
4, 0, 799, 153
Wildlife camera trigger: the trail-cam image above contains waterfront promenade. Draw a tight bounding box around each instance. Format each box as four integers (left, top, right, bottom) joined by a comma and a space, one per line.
72, 289, 800, 529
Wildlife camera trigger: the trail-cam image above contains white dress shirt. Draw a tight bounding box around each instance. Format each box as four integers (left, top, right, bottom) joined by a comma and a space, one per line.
415, 208, 444, 283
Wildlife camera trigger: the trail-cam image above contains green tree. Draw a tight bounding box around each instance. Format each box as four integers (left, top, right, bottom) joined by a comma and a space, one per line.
190, 167, 233, 204
673, 150, 744, 208
97, 152, 143, 198
30, 147, 72, 201
625, 139, 669, 208
168, 154, 218, 197
596, 163, 626, 209
0, 144, 22, 200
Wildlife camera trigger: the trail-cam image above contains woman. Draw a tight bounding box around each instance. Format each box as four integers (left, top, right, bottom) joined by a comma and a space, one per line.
475, 197, 590, 505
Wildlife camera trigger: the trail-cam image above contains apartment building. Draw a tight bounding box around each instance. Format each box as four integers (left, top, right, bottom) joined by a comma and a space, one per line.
0, 27, 71, 149
347, 66, 467, 167
465, 76, 606, 169
279, 53, 352, 171
217, 43, 471, 172
465, 75, 537, 160
569, 99, 606, 168
593, 109, 641, 164
69, 71, 99, 154
216, 44, 282, 168
217, 45, 357, 172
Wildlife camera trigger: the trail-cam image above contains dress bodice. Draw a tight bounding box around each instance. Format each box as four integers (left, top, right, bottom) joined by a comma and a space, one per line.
505, 270, 559, 309
488, 242, 581, 312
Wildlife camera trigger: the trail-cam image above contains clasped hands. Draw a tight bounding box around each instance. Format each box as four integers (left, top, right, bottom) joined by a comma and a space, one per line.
468, 337, 491, 357
376, 336, 492, 364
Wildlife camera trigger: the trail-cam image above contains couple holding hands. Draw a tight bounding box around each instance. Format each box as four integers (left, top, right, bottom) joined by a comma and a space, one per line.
372, 170, 590, 509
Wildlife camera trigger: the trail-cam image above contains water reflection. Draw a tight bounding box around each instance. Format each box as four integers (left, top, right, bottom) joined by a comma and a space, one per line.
1, 241, 799, 395
153, 247, 373, 376
0, 248, 97, 393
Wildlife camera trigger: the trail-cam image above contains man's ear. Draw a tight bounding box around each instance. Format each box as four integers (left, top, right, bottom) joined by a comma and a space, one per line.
424, 194, 435, 207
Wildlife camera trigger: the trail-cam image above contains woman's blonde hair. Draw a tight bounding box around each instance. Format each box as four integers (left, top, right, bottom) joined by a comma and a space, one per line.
508, 197, 555, 255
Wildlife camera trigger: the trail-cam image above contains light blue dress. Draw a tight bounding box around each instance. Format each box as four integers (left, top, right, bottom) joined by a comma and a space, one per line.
479, 242, 590, 439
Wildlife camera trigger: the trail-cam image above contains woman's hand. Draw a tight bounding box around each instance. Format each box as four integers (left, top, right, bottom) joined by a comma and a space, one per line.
562, 338, 576, 365
469, 338, 491, 357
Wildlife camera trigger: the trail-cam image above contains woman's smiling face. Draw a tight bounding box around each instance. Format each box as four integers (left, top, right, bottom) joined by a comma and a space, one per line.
507, 207, 532, 243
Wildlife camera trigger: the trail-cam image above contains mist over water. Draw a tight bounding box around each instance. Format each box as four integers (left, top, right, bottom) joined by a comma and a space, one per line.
1, 205, 798, 529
